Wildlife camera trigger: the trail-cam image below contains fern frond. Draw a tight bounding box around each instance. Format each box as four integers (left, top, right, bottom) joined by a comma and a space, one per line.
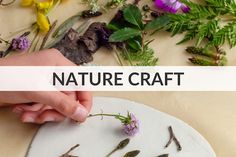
210, 22, 236, 48
177, 27, 198, 44
195, 20, 219, 46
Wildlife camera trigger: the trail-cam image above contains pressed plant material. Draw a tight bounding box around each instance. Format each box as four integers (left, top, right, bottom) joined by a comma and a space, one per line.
81, 10, 102, 18
60, 144, 79, 157
52, 22, 110, 64
77, 22, 108, 54
106, 138, 130, 157
52, 15, 81, 38
165, 126, 182, 151
157, 154, 169, 157
52, 28, 93, 64
186, 46, 226, 60
28, 30, 39, 53
0, 0, 15, 6
40, 20, 57, 50
123, 150, 140, 157
189, 56, 227, 66
0, 31, 30, 57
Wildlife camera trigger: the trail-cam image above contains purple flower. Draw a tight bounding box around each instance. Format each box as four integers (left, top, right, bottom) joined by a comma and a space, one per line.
155, 0, 190, 13
123, 113, 139, 136
89, 112, 140, 136
181, 4, 190, 13
11, 36, 30, 51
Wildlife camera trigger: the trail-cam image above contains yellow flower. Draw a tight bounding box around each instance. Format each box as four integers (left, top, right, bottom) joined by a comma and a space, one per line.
21, 0, 34, 6
36, 0, 54, 11
37, 12, 50, 33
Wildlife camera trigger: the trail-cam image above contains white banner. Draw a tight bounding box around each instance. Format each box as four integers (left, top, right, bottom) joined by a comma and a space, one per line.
0, 66, 236, 91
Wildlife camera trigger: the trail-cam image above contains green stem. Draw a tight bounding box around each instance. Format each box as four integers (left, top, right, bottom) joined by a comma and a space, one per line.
88, 113, 127, 120
89, 113, 117, 117
28, 30, 39, 53
113, 46, 124, 66
106, 149, 117, 157
123, 46, 133, 66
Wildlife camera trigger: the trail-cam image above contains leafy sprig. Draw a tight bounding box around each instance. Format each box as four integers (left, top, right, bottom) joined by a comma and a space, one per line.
108, 4, 162, 66
144, 0, 236, 65
161, 0, 236, 48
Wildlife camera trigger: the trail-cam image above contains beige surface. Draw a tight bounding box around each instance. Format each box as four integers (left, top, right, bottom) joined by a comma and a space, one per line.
0, 1, 236, 157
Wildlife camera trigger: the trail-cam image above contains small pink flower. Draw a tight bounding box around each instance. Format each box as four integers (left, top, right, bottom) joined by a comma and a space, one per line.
155, 0, 190, 13
123, 113, 139, 136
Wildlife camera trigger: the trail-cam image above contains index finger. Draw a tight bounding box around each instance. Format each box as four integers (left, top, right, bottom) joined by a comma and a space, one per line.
76, 91, 92, 112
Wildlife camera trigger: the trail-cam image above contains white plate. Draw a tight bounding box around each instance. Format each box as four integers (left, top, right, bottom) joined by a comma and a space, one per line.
26, 97, 216, 157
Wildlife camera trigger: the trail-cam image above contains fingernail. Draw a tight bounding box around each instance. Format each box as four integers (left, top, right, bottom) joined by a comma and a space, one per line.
71, 105, 88, 122
23, 117, 35, 123
13, 107, 23, 114
43, 117, 55, 122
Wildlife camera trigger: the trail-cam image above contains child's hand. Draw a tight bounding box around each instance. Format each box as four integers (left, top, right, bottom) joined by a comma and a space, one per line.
0, 49, 92, 124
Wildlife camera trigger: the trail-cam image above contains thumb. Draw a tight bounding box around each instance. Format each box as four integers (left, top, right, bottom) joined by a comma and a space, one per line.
30, 92, 89, 122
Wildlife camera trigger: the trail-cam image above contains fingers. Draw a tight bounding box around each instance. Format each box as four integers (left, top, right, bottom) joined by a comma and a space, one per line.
13, 91, 92, 124
76, 91, 92, 112
13, 103, 44, 114
30, 91, 89, 122
63, 91, 77, 100
21, 110, 65, 124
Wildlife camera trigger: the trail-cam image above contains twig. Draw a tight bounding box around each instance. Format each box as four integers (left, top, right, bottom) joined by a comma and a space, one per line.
0, 0, 15, 6
60, 144, 80, 157
40, 20, 58, 50
165, 126, 182, 151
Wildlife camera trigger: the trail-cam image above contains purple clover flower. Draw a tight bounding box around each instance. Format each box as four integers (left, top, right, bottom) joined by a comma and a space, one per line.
11, 36, 30, 51
155, 0, 190, 13
123, 113, 139, 136
89, 112, 140, 136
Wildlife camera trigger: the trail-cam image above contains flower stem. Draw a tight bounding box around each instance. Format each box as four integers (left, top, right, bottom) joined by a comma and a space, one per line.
123, 46, 133, 66
113, 46, 124, 66
88, 113, 127, 120
0, 37, 10, 45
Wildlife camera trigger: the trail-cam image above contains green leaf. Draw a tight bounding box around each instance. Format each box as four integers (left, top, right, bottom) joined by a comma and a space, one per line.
109, 28, 141, 42
209, 22, 236, 48
106, 23, 120, 31
52, 14, 80, 38
123, 5, 142, 29
177, 28, 197, 44
127, 39, 142, 50
144, 16, 170, 31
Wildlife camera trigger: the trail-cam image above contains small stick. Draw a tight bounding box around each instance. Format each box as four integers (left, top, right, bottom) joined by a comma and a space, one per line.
0, 0, 15, 6
60, 144, 80, 157
40, 20, 58, 50
165, 126, 182, 151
